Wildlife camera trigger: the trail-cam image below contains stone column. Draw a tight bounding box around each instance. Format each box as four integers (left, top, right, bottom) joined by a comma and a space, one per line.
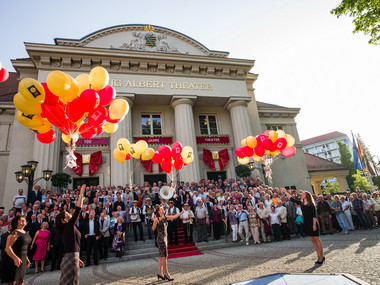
311, 181, 323, 195
225, 98, 253, 148
171, 96, 200, 183
336, 175, 349, 192
110, 96, 133, 187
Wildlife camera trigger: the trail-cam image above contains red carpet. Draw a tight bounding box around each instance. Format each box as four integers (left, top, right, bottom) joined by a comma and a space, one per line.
167, 222, 203, 259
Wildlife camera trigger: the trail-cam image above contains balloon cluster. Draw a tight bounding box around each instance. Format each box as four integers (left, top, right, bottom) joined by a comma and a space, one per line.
153, 143, 194, 173
13, 67, 129, 144
113, 139, 155, 163
235, 129, 296, 165
0, 62, 9, 82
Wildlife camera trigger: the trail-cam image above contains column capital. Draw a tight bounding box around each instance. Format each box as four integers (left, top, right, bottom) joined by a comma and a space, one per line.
170, 95, 197, 109
116, 93, 135, 107
224, 97, 251, 111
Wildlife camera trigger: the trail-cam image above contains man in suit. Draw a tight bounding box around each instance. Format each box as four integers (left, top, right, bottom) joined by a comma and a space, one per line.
64, 197, 75, 212
26, 204, 40, 223
30, 185, 42, 205
98, 212, 110, 260
49, 218, 63, 271
113, 193, 125, 212
83, 210, 100, 266
166, 201, 179, 245
283, 196, 297, 235
79, 206, 89, 259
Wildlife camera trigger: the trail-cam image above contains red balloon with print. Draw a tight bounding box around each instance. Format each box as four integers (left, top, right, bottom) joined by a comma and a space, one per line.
242, 146, 254, 157
158, 145, 172, 161
98, 85, 116, 106
36, 129, 56, 144
41, 83, 59, 105
255, 145, 265, 157
66, 98, 86, 123
152, 151, 163, 164
88, 105, 107, 127
79, 89, 100, 112
256, 134, 266, 145
275, 138, 288, 151
235, 147, 245, 158
262, 138, 274, 150
174, 156, 184, 170
41, 104, 66, 128
161, 159, 172, 173
171, 142, 183, 159
281, 146, 296, 157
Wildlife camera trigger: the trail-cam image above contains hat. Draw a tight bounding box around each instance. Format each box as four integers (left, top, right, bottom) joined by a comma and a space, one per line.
184, 203, 189, 206
168, 200, 174, 204
133, 200, 138, 203
146, 198, 151, 201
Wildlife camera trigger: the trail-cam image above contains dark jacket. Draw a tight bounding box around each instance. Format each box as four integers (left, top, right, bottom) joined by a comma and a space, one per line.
49, 223, 63, 248
30, 190, 42, 205
83, 218, 100, 237
26, 220, 41, 239
78, 212, 89, 232
0, 231, 10, 260
113, 223, 126, 234
209, 208, 223, 222
26, 210, 40, 223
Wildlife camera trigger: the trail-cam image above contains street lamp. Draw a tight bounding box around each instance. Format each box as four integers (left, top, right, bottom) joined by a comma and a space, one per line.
247, 162, 268, 185
15, 160, 53, 205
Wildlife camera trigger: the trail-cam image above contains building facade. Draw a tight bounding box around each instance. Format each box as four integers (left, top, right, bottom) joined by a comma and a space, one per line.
0, 24, 312, 210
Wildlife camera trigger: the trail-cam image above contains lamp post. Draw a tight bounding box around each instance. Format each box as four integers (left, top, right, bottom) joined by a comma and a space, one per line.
247, 162, 268, 185
14, 160, 53, 205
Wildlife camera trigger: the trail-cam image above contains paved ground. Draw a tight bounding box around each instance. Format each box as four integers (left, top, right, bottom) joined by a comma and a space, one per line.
24, 229, 380, 285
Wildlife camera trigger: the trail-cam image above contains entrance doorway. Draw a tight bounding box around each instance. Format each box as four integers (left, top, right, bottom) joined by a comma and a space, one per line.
207, 171, 226, 181
73, 177, 100, 189
144, 174, 167, 186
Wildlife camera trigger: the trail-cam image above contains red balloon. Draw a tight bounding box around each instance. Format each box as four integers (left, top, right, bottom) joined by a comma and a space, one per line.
66, 98, 85, 123
41, 104, 66, 128
0, 68, 9, 82
235, 147, 245, 158
152, 151, 163, 164
256, 135, 267, 145
95, 126, 103, 135
161, 159, 172, 173
174, 156, 184, 170
255, 145, 265, 157
88, 105, 107, 127
36, 129, 56, 144
171, 142, 183, 159
79, 89, 100, 112
262, 138, 273, 150
125, 153, 131, 160
78, 122, 94, 134
60, 119, 78, 135
270, 144, 278, 152
159, 145, 172, 160
281, 146, 296, 157
106, 112, 123, 124
242, 146, 254, 156
98, 85, 116, 106
41, 83, 59, 105
81, 128, 97, 139
275, 138, 288, 151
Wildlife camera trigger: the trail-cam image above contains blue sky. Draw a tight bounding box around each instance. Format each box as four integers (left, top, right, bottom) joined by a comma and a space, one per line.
1, 0, 379, 159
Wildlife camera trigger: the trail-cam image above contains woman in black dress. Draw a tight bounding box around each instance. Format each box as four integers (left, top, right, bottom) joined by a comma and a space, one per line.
281, 188, 324, 264
152, 204, 184, 281
3, 215, 31, 285
56, 184, 86, 285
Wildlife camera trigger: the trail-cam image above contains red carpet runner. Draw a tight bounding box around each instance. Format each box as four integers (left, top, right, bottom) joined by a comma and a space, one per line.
167, 223, 203, 259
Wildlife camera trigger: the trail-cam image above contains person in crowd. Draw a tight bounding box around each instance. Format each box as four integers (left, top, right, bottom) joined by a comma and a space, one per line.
83, 210, 100, 266
316, 195, 333, 235
143, 198, 155, 240
30, 185, 42, 205
295, 203, 304, 237
180, 204, 194, 244
331, 195, 349, 234
371, 192, 380, 227
277, 200, 290, 240
257, 202, 271, 242
195, 202, 209, 243
247, 206, 260, 244
49, 217, 63, 271
362, 194, 376, 228
56, 184, 86, 285
351, 193, 369, 229
30, 221, 50, 273
237, 204, 250, 245
264, 194, 273, 211
26, 204, 40, 223
152, 204, 184, 281
13, 189, 27, 213
129, 200, 144, 242
340, 196, 355, 231
166, 201, 180, 245
326, 193, 341, 232
209, 203, 223, 241
3, 215, 31, 284
281, 188, 324, 264
227, 205, 238, 242
99, 212, 110, 260
112, 217, 126, 258
269, 205, 282, 242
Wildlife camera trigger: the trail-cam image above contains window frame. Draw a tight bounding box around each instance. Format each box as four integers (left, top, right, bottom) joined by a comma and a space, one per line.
198, 114, 219, 135
141, 113, 163, 135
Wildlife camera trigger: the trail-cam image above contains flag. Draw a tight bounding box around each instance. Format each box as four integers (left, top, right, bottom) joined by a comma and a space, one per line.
351, 132, 363, 170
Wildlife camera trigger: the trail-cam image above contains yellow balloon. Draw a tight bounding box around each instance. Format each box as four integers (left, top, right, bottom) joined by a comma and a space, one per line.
181, 146, 193, 160
252, 154, 262, 162
30, 120, 52, 134
276, 129, 286, 138
129, 144, 141, 159
90, 66, 109, 91
135, 140, 148, 155
19, 78, 45, 104
46, 71, 71, 97
16, 111, 44, 128
117, 138, 131, 154
271, 150, 281, 156
14, 93, 42, 115
241, 138, 248, 147
184, 155, 194, 164
109, 99, 129, 120
265, 150, 270, 155
61, 133, 79, 144
113, 148, 126, 163
103, 122, 118, 133
268, 131, 278, 143
237, 157, 250, 164
142, 148, 155, 160
76, 74, 91, 94
285, 135, 295, 148
246, 136, 257, 149
59, 76, 79, 103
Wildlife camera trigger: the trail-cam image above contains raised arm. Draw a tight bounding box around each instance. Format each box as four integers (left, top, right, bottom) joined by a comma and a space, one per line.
76, 184, 86, 208
166, 209, 184, 221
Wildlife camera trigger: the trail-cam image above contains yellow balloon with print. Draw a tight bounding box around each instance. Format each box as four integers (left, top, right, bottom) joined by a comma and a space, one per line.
237, 157, 250, 164
76, 74, 91, 94
14, 93, 42, 115
19, 78, 45, 104
103, 122, 118, 133
90, 66, 109, 91
30, 119, 52, 134
181, 146, 193, 160
276, 129, 286, 138
241, 138, 248, 147
142, 148, 155, 160
16, 111, 44, 128
46, 70, 71, 97
129, 144, 141, 159
109, 99, 129, 120
285, 135, 295, 148
117, 138, 130, 154
135, 140, 148, 155
184, 154, 194, 164
113, 148, 126, 163
252, 154, 262, 162
246, 136, 257, 149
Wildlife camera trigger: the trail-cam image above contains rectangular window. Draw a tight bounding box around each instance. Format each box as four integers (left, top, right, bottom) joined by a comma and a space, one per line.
141, 114, 162, 135
199, 115, 218, 135
267, 125, 283, 131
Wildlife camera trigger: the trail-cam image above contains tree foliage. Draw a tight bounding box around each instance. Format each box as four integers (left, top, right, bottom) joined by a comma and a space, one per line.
337, 141, 355, 190
51, 172, 72, 189
353, 169, 370, 190
235, 165, 252, 178
331, 0, 380, 45
323, 181, 341, 194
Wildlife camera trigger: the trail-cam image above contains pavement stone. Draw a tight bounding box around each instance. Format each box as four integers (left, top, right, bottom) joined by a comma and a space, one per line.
24, 229, 380, 285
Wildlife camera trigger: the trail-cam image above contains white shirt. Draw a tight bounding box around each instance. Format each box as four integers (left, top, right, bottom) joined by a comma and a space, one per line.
180, 209, 194, 224
269, 211, 280, 225
13, 195, 27, 208
88, 219, 95, 236
165, 206, 179, 216
129, 206, 141, 222
342, 201, 351, 213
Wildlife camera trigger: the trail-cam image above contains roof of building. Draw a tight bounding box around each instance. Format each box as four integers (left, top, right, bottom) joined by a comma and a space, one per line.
0, 72, 18, 101
304, 153, 349, 172
301, 131, 347, 146
256, 101, 290, 109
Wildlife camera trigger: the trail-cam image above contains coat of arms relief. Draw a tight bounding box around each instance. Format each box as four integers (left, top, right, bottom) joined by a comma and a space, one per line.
112, 25, 188, 54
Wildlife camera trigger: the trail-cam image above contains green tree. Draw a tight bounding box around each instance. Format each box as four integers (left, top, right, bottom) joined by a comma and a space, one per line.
337, 141, 355, 190
353, 170, 370, 190
235, 165, 252, 178
322, 181, 341, 194
331, 0, 380, 45
51, 172, 72, 194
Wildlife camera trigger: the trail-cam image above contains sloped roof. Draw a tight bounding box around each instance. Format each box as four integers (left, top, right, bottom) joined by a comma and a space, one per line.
304, 153, 349, 172
301, 131, 347, 146
0, 72, 18, 101
256, 101, 290, 109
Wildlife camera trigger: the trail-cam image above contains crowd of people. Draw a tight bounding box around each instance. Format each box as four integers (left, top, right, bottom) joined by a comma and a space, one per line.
1, 176, 380, 283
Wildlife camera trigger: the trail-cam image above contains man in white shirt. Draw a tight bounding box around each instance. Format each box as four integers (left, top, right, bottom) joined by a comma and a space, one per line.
166, 201, 179, 245
142, 198, 154, 240
129, 200, 144, 242
180, 204, 195, 244
84, 211, 100, 266
13, 189, 27, 213
276, 200, 290, 240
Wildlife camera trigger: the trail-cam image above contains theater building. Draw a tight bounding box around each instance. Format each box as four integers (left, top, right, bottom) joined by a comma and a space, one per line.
0, 24, 312, 209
